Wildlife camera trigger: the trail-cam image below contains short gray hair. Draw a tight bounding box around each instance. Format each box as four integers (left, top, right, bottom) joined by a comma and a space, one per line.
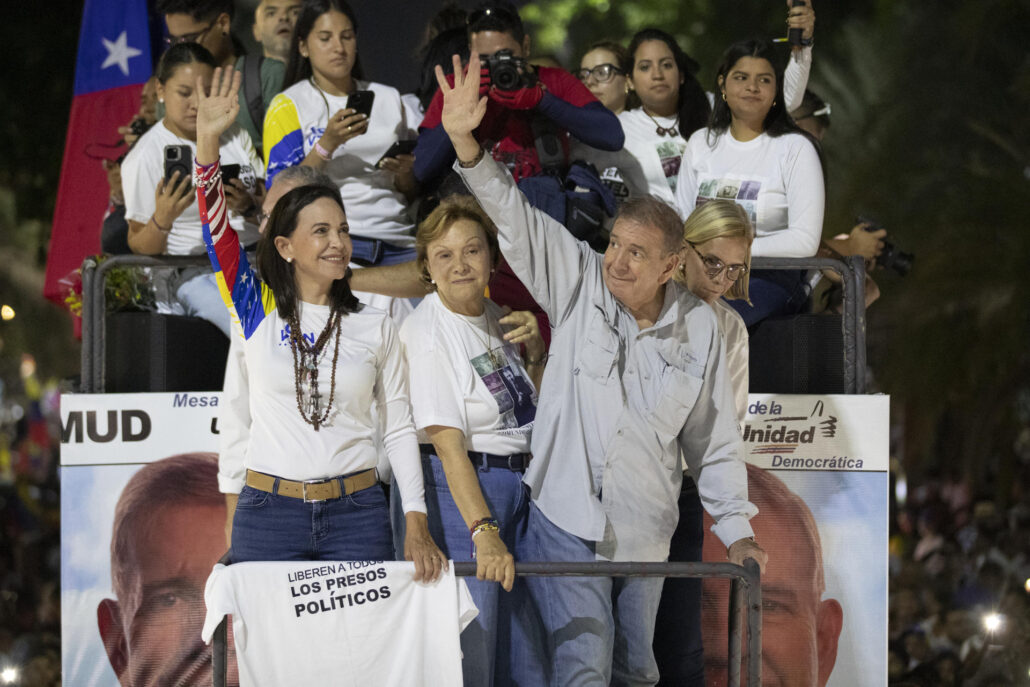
616, 195, 684, 253
271, 166, 336, 192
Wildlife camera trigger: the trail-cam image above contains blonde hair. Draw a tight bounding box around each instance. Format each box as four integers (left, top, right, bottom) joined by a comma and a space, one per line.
677, 199, 755, 302
415, 195, 500, 289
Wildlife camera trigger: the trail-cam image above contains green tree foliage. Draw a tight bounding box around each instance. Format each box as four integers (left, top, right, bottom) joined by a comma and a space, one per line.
522, 0, 1030, 492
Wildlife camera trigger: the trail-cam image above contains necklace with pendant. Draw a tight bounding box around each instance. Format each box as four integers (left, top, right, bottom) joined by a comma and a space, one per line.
464, 308, 504, 370
643, 109, 680, 137
288, 307, 341, 431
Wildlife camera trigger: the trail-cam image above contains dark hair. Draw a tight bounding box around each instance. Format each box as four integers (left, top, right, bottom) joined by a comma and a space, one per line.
616, 195, 684, 254
416, 26, 469, 110
155, 0, 233, 21
627, 29, 709, 138
792, 89, 830, 130
284, 0, 364, 87
708, 38, 797, 141
467, 2, 525, 43
155, 42, 219, 84
257, 185, 361, 320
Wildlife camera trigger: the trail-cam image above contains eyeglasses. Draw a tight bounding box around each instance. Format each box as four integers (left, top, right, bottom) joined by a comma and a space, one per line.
575, 64, 625, 84
163, 19, 217, 47
688, 242, 748, 281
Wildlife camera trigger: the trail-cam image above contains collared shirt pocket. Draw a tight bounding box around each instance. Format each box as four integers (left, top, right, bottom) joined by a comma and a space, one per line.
649, 354, 704, 443
576, 309, 619, 384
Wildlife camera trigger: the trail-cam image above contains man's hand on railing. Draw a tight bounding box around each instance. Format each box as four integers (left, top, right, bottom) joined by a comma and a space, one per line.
728, 537, 767, 574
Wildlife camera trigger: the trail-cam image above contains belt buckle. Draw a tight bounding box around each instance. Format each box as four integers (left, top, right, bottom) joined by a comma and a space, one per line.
302, 478, 331, 503
507, 454, 523, 471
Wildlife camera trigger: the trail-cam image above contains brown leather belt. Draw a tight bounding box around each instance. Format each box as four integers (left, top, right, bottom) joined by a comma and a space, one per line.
245, 468, 378, 503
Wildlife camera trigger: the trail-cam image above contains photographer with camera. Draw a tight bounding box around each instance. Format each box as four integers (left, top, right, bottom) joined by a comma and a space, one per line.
414, 1, 623, 186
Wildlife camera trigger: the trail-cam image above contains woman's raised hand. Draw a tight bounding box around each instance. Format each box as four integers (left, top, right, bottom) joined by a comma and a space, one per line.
435, 53, 488, 162
195, 67, 241, 166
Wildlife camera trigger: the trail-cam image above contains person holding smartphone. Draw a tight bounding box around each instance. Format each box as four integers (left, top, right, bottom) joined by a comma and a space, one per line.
121, 42, 263, 336
264, 0, 419, 309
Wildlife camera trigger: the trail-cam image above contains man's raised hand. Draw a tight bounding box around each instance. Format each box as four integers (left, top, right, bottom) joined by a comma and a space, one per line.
435, 53, 488, 163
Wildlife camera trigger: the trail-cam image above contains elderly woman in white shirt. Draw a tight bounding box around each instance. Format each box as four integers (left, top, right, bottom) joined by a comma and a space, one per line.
398, 195, 545, 687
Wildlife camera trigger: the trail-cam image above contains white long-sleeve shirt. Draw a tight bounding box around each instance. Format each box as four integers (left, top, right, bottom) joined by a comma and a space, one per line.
674, 129, 824, 258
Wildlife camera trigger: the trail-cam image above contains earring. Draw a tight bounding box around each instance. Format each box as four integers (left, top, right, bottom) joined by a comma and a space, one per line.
159, 98, 164, 103
772, 100, 777, 107
285, 257, 293, 264
721, 92, 727, 101
430, 279, 435, 284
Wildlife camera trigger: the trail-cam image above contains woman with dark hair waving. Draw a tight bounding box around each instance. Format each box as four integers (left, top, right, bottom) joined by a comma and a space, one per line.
122, 43, 263, 336
192, 66, 445, 577
263, 0, 419, 301
675, 38, 824, 326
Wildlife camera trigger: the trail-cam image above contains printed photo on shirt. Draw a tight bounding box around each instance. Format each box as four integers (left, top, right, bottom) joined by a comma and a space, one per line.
656, 140, 686, 189
695, 176, 762, 226
470, 347, 536, 433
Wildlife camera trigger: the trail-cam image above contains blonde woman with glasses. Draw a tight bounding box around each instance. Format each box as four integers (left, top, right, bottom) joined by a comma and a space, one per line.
654, 197, 754, 685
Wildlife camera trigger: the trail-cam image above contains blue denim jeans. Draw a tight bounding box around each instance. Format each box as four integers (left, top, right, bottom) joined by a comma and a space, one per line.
518, 501, 665, 687
654, 475, 705, 686
176, 271, 231, 337
728, 268, 809, 328
349, 236, 416, 267
230, 480, 394, 563
421, 451, 530, 687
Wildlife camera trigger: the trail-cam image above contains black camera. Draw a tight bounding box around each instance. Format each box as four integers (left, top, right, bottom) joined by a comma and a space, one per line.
485, 49, 537, 91
859, 216, 914, 277
129, 117, 151, 137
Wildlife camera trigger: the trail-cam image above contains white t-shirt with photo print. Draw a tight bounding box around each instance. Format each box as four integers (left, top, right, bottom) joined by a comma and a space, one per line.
122, 120, 263, 255
399, 292, 536, 456
674, 129, 824, 258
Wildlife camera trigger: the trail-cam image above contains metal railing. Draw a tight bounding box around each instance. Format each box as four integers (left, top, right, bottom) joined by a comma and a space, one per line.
210, 559, 763, 687
80, 255, 867, 394
80, 254, 213, 393
750, 256, 867, 393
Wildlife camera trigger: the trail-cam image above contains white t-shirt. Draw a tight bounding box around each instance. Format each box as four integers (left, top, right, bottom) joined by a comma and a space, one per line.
399, 293, 536, 456
264, 80, 417, 248
122, 120, 263, 255
572, 109, 686, 208
674, 129, 824, 258
202, 561, 477, 686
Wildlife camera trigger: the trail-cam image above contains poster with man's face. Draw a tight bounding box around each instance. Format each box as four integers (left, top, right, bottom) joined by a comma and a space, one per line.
702, 395, 889, 687
60, 392, 236, 686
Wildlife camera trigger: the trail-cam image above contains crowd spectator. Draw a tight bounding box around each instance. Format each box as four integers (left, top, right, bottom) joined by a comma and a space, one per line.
156, 0, 286, 153
674, 38, 825, 327
264, 0, 419, 318
121, 42, 264, 337
576, 41, 634, 115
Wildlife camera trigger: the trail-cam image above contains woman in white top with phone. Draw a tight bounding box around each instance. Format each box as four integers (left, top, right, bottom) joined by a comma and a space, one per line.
263, 0, 419, 278
122, 42, 263, 336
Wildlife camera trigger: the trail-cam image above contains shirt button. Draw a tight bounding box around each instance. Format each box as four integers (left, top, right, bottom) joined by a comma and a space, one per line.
617, 429, 624, 435
573, 367, 580, 375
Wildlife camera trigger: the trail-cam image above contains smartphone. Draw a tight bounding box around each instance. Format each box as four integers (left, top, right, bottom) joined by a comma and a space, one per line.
164, 144, 193, 184
221, 163, 241, 185
375, 140, 417, 168
348, 90, 375, 118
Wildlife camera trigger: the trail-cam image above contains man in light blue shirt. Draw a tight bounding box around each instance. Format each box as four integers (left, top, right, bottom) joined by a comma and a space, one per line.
439, 53, 768, 685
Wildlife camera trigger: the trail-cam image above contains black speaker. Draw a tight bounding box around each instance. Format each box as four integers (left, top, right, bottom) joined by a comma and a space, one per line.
748, 314, 846, 394
104, 311, 230, 392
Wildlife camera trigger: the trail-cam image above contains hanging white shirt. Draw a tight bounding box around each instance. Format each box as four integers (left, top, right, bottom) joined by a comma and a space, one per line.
202, 561, 478, 686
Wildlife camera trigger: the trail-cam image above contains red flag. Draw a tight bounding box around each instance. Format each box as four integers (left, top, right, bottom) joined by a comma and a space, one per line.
44, 0, 152, 314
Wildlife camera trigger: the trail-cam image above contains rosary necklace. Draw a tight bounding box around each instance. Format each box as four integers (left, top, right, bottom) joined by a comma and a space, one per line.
642, 108, 680, 137
288, 307, 342, 431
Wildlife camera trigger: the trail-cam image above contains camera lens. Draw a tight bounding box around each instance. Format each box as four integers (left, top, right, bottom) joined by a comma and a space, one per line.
492, 63, 521, 91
